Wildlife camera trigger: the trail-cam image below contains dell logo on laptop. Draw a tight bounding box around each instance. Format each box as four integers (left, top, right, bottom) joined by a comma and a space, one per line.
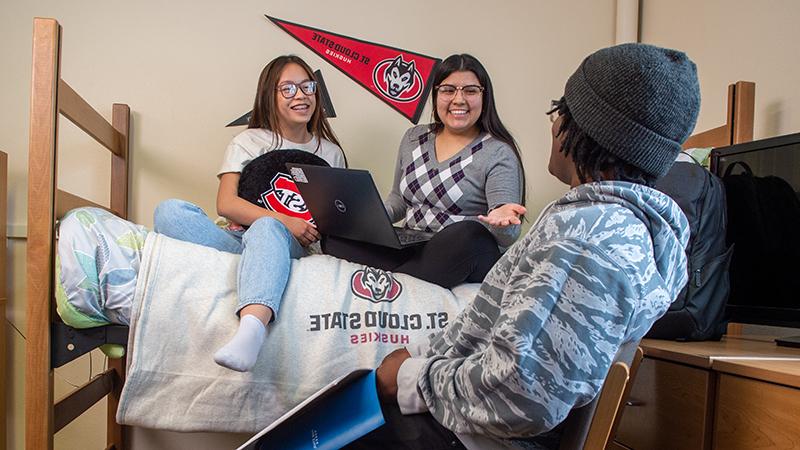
334, 199, 347, 213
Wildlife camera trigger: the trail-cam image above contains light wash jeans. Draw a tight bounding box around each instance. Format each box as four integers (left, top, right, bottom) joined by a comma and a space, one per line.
153, 199, 304, 318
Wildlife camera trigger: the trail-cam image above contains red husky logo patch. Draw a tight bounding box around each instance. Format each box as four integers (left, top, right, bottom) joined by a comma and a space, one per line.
351, 267, 403, 303
261, 173, 314, 223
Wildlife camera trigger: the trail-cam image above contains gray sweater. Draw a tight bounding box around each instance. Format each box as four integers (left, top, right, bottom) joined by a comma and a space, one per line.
384, 125, 523, 247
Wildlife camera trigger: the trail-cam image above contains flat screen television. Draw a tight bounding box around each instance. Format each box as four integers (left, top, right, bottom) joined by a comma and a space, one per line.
710, 132, 800, 344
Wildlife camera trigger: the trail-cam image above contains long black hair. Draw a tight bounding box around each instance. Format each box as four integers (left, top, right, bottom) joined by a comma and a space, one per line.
431, 54, 526, 205
548, 97, 657, 187
249, 55, 345, 166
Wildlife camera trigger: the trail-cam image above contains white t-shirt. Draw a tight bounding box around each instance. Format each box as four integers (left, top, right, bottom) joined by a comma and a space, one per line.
217, 128, 346, 176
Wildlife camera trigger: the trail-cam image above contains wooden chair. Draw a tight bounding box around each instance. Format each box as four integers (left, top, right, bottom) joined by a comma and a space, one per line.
605, 347, 644, 448
26, 17, 130, 450
581, 362, 630, 450
559, 342, 641, 450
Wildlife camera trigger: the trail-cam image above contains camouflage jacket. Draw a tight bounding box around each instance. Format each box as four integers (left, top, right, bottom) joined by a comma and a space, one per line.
397, 181, 689, 448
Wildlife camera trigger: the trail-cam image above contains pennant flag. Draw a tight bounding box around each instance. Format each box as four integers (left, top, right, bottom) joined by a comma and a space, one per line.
227, 69, 336, 127
227, 110, 251, 128
314, 69, 338, 119
267, 15, 440, 124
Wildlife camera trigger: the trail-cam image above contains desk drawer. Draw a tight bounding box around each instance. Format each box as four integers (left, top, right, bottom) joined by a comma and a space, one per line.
616, 358, 713, 450
713, 374, 800, 449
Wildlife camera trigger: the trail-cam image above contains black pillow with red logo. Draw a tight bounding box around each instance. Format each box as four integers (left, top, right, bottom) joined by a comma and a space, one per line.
238, 149, 329, 224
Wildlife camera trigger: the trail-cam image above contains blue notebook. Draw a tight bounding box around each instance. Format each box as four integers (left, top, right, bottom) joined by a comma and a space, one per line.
237, 369, 385, 450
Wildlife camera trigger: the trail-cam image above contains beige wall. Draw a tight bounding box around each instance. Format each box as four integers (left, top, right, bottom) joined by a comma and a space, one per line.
5, 0, 798, 448
639, 0, 800, 342
1, 0, 616, 448
7, 0, 800, 449
0, 0, 618, 232
640, 0, 800, 139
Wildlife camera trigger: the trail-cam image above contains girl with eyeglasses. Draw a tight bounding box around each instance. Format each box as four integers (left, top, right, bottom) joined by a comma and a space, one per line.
325, 53, 526, 289
153, 55, 346, 372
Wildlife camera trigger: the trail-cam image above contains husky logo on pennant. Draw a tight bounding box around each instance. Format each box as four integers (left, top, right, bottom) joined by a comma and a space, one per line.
373, 55, 423, 102
261, 173, 314, 224
351, 267, 403, 303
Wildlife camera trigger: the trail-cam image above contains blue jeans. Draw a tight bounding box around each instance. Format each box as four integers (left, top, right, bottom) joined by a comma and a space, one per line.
153, 199, 304, 318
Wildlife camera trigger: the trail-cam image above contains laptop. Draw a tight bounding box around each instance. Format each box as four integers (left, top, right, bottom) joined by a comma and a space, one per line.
237, 369, 384, 450
286, 164, 434, 249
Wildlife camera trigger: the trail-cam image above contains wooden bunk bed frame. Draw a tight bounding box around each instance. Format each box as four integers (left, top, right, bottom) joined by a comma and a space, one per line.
1, 150, 8, 450
683, 80, 755, 149
21, 15, 756, 449
26, 17, 130, 450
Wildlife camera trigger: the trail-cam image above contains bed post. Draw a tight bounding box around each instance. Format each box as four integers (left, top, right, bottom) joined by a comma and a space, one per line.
111, 104, 129, 219
108, 103, 130, 449
0, 150, 8, 450
723, 80, 755, 338
26, 17, 61, 450
732, 81, 755, 145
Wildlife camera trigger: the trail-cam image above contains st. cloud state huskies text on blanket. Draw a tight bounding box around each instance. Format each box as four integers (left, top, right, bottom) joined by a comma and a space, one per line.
116, 233, 477, 433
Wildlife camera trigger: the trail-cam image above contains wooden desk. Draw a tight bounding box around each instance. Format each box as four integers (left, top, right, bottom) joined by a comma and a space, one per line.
613, 336, 800, 450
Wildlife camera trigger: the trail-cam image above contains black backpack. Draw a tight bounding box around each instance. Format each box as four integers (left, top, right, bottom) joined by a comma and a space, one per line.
647, 158, 733, 340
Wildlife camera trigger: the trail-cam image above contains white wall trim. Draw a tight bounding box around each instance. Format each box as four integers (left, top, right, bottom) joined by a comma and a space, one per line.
615, 0, 640, 44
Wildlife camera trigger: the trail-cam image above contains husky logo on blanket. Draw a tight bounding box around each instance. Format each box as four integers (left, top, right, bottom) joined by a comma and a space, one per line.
261, 173, 314, 224
351, 267, 403, 303
373, 55, 423, 103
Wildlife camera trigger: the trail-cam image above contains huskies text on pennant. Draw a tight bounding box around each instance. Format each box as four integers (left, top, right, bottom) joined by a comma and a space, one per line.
266, 15, 440, 124
351, 267, 403, 303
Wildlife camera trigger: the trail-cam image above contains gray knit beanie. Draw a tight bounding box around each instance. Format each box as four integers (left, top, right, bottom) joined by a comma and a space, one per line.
564, 43, 700, 178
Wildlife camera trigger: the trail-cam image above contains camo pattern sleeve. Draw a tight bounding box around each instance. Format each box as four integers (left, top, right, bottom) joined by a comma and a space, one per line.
417, 236, 639, 437
408, 182, 690, 440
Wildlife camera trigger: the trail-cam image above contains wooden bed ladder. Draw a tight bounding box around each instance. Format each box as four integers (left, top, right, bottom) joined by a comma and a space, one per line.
0, 151, 8, 450
26, 17, 130, 450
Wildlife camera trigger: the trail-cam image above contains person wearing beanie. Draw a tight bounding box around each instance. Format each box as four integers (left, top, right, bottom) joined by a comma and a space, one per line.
345, 43, 698, 449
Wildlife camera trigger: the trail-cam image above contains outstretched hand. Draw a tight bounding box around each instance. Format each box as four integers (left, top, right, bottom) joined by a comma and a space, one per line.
375, 347, 411, 402
279, 216, 320, 247
478, 203, 527, 227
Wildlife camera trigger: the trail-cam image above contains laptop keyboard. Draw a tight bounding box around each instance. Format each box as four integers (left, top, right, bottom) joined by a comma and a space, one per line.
394, 227, 434, 245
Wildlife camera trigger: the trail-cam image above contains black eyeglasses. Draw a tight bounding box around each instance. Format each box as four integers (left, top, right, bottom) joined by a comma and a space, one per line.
547, 99, 561, 123
277, 80, 317, 99
435, 84, 484, 99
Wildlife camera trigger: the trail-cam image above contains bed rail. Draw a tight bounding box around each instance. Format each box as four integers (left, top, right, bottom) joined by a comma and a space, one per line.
683, 80, 755, 149
26, 17, 130, 450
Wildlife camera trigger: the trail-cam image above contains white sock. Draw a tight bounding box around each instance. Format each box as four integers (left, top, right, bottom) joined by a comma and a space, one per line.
214, 314, 266, 372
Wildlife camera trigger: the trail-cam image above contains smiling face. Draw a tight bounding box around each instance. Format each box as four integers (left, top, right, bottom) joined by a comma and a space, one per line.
435, 70, 483, 136
275, 62, 317, 132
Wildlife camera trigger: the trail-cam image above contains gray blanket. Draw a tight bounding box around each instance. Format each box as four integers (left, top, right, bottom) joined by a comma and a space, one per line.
116, 233, 477, 433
